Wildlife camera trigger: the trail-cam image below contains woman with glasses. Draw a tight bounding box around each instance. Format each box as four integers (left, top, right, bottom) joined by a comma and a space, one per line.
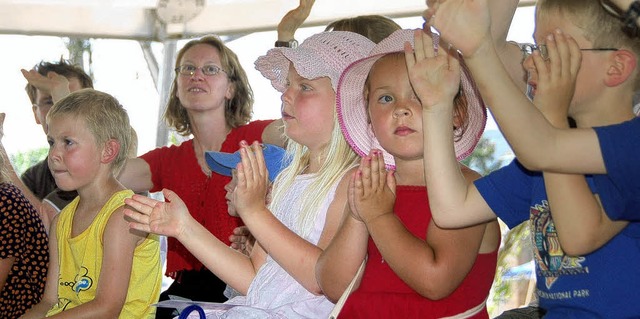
117, 35, 284, 319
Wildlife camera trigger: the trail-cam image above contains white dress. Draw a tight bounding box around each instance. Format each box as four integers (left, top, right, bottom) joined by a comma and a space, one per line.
187, 173, 338, 319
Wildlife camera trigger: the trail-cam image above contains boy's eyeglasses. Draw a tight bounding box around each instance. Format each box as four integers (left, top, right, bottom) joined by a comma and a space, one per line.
521, 43, 619, 61
600, 0, 625, 18
175, 64, 227, 77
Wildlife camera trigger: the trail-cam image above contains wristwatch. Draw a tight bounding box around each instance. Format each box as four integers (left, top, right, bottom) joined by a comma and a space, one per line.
275, 39, 298, 48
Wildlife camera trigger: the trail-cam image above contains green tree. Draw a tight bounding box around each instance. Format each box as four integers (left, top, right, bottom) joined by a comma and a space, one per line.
9, 147, 48, 176
461, 137, 504, 176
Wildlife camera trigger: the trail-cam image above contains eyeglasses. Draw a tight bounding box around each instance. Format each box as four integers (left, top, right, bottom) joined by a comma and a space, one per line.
521, 43, 619, 61
175, 64, 226, 77
600, 0, 624, 18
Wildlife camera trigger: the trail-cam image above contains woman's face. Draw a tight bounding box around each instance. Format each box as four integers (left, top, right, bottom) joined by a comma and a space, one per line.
176, 43, 235, 113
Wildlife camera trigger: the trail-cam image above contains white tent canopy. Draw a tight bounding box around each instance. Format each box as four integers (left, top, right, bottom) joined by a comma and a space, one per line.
0, 0, 535, 147
0, 0, 536, 41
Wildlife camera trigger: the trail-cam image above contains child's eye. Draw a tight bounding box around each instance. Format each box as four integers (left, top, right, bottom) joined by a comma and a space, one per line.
300, 84, 312, 91
377, 95, 393, 104
64, 138, 74, 146
47, 138, 54, 147
285, 79, 291, 87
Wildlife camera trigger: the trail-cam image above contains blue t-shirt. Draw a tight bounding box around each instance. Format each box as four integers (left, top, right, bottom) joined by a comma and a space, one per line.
593, 117, 640, 225
475, 160, 640, 318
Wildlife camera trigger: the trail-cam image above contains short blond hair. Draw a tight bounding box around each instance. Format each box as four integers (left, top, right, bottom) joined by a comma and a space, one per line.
47, 89, 131, 173
537, 0, 640, 88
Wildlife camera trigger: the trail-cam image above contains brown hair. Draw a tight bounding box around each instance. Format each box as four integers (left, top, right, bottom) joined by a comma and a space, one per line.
25, 58, 93, 105
324, 15, 402, 44
164, 35, 254, 135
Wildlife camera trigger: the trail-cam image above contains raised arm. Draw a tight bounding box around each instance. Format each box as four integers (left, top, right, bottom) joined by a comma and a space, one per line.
532, 37, 629, 255
430, 0, 607, 174
276, 0, 315, 43
406, 30, 496, 228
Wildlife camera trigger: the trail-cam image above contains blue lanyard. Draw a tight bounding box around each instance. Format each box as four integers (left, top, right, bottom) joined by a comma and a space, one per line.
178, 304, 206, 319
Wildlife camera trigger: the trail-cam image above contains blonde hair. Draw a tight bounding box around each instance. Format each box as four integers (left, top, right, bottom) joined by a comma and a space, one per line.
0, 154, 9, 184
536, 0, 640, 89
164, 35, 254, 135
47, 89, 131, 173
269, 90, 359, 237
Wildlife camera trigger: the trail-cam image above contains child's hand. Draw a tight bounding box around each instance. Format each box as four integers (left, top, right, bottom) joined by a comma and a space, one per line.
277, 0, 315, 40
232, 141, 269, 219
21, 69, 71, 103
406, 29, 461, 111
428, 0, 492, 58
532, 30, 581, 127
124, 189, 191, 239
349, 150, 396, 225
229, 225, 255, 256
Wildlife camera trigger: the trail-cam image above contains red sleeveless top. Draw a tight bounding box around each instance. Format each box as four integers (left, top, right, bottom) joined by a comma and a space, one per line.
340, 185, 498, 319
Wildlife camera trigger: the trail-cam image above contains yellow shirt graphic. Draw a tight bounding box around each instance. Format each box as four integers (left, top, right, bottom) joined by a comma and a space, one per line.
47, 190, 162, 318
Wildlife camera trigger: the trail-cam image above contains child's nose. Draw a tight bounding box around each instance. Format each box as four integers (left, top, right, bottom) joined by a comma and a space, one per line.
393, 106, 412, 118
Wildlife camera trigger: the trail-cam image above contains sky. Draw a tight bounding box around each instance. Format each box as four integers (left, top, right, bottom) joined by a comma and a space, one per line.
0, 7, 535, 159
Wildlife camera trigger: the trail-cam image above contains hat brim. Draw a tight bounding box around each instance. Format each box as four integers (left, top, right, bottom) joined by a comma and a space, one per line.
337, 29, 486, 170
205, 144, 288, 182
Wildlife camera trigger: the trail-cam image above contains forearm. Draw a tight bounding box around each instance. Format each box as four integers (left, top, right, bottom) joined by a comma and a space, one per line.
490, 0, 527, 92
544, 172, 628, 255
422, 108, 492, 228
464, 44, 564, 169
366, 214, 440, 298
243, 208, 325, 294
316, 215, 368, 301
366, 214, 484, 299
44, 299, 123, 319
20, 301, 55, 319
177, 216, 256, 294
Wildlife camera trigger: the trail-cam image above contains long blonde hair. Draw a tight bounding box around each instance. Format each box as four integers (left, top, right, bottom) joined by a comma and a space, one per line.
269, 102, 359, 237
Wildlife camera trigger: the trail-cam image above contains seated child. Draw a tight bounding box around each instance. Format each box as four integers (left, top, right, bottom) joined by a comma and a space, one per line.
21, 89, 162, 318
316, 29, 501, 318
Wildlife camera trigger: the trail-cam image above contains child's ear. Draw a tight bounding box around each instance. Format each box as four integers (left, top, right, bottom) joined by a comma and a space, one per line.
605, 49, 637, 87
101, 139, 121, 164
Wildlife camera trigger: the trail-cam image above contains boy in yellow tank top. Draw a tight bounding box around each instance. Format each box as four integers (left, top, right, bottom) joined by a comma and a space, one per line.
21, 89, 162, 319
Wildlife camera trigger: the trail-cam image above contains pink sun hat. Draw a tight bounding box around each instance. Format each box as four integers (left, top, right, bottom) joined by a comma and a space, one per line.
336, 29, 486, 170
255, 31, 375, 93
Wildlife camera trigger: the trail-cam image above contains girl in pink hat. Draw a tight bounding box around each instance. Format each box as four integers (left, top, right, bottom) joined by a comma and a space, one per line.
316, 29, 500, 318
123, 31, 375, 318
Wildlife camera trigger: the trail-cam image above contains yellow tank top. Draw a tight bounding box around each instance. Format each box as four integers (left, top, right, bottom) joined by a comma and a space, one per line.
47, 190, 162, 318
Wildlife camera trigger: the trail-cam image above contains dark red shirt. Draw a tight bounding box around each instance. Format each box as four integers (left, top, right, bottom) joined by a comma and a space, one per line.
141, 120, 273, 275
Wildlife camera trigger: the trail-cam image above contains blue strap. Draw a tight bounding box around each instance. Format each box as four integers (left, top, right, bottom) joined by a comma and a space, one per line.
178, 304, 206, 319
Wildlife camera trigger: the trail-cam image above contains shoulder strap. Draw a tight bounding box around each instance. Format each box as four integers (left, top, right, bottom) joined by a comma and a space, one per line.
328, 259, 366, 319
